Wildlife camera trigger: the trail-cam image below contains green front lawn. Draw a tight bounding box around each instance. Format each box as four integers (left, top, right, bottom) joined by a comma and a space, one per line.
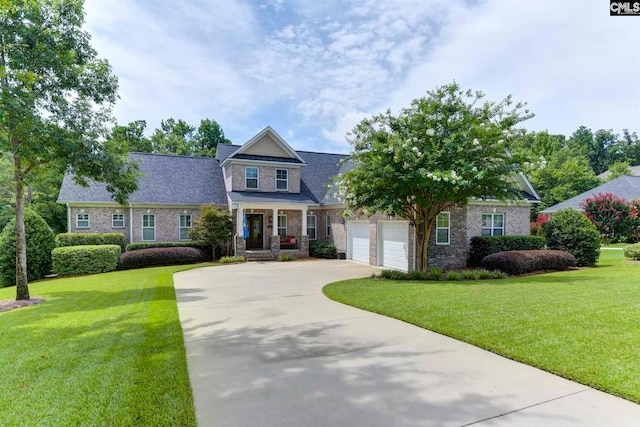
0, 265, 206, 426
324, 250, 640, 403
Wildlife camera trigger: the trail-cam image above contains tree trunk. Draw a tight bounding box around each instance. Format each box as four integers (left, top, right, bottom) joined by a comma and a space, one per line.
415, 216, 435, 273
14, 154, 29, 300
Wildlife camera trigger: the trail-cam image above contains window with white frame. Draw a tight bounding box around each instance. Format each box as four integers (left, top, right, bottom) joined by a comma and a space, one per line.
179, 214, 192, 240
245, 166, 259, 189
76, 213, 90, 228
277, 214, 287, 236
482, 213, 505, 236
112, 213, 125, 228
276, 169, 288, 191
307, 214, 317, 240
436, 212, 450, 245
142, 214, 156, 241
326, 213, 331, 236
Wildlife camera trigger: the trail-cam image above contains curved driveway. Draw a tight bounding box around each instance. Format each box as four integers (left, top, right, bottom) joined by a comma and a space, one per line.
174, 260, 640, 426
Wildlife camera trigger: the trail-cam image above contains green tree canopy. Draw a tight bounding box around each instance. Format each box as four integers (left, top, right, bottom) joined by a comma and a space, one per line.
188, 205, 233, 257
338, 82, 533, 271
0, 0, 139, 299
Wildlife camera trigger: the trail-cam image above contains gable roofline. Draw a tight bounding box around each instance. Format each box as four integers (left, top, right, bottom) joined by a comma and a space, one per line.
222, 126, 306, 167
518, 172, 541, 202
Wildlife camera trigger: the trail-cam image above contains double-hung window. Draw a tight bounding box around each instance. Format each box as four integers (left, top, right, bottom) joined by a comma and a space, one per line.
76, 213, 90, 228
277, 215, 287, 236
245, 167, 259, 190
142, 214, 156, 241
307, 214, 317, 240
326, 213, 331, 237
276, 169, 288, 191
482, 213, 505, 236
436, 212, 450, 245
179, 214, 192, 240
112, 213, 125, 228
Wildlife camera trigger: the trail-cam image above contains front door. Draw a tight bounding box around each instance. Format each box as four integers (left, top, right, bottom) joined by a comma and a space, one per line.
246, 214, 264, 249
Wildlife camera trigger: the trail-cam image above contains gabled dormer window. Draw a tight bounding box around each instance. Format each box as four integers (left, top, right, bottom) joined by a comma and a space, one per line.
276, 169, 288, 191
245, 167, 259, 190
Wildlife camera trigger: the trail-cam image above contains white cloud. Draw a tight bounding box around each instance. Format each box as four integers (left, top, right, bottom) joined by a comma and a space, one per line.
83, 0, 639, 152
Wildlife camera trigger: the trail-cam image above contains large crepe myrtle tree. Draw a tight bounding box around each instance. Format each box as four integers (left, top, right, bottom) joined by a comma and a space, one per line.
337, 82, 533, 272
0, 0, 139, 300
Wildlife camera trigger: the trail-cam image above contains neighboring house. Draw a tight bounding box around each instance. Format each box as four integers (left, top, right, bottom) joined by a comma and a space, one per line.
58, 126, 540, 271
597, 165, 640, 180
541, 176, 640, 214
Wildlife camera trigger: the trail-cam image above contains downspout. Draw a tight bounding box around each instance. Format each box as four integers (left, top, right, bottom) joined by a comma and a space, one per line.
129, 203, 133, 244
66, 204, 71, 233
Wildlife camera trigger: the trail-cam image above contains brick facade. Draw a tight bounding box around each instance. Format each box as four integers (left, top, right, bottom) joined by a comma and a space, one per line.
69, 206, 201, 244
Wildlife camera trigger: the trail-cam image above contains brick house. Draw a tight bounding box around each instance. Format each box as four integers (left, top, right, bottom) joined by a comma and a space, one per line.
58, 126, 540, 270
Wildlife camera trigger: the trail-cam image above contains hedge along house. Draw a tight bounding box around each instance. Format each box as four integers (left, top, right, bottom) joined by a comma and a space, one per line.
58, 126, 541, 270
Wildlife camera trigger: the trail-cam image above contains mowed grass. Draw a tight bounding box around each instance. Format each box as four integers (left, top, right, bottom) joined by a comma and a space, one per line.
0, 265, 208, 426
324, 250, 640, 403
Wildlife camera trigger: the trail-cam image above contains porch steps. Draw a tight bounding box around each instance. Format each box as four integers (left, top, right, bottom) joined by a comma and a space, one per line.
245, 251, 276, 262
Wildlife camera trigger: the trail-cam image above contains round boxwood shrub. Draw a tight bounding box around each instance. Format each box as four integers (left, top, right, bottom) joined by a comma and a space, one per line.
623, 243, 640, 260
0, 208, 55, 287
544, 208, 600, 266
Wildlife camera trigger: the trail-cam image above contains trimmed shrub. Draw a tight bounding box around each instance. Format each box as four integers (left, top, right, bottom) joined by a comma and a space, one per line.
0, 208, 55, 287
623, 243, 640, 260
119, 247, 208, 270
468, 235, 546, 267
219, 256, 246, 263
126, 241, 213, 260
544, 208, 601, 266
55, 232, 126, 252
378, 268, 506, 281
278, 253, 296, 262
480, 250, 576, 275
52, 245, 121, 276
309, 241, 338, 259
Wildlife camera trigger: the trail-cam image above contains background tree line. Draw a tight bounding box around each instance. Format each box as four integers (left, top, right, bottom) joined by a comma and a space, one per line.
0, 117, 231, 233
511, 126, 639, 219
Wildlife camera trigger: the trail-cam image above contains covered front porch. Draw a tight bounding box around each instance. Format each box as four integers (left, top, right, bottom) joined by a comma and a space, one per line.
232, 203, 312, 261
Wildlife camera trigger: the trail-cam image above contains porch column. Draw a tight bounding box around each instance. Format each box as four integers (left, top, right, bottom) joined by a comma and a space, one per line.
236, 205, 243, 235
272, 208, 278, 236
301, 206, 308, 236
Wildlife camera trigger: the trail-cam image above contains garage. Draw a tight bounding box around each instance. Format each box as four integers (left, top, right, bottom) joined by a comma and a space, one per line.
347, 221, 370, 264
378, 221, 409, 272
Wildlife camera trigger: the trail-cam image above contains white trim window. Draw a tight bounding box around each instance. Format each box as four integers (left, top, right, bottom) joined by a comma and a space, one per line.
326, 213, 331, 237
142, 214, 156, 241
76, 213, 90, 228
276, 169, 288, 191
277, 214, 287, 236
436, 212, 450, 245
179, 214, 192, 240
245, 166, 259, 190
307, 214, 317, 240
482, 213, 505, 236
112, 213, 125, 228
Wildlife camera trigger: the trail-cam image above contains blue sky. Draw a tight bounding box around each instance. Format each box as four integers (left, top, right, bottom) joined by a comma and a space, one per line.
84, 0, 639, 153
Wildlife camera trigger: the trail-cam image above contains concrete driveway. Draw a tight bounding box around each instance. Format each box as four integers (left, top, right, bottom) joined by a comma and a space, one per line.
174, 260, 640, 426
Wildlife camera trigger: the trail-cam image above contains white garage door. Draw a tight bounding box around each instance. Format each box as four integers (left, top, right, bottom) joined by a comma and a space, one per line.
348, 221, 370, 264
379, 221, 409, 272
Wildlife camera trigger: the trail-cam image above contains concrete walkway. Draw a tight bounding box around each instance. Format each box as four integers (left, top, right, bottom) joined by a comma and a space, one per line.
174, 260, 640, 426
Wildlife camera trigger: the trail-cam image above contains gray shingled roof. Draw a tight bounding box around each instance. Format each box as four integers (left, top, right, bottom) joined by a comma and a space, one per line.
541, 176, 640, 213
58, 152, 227, 205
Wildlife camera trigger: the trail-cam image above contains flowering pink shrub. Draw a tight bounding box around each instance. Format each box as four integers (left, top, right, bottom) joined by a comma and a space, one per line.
530, 214, 550, 236
580, 193, 636, 242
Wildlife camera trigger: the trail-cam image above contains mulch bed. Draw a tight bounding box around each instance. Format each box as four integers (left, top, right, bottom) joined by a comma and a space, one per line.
0, 297, 46, 313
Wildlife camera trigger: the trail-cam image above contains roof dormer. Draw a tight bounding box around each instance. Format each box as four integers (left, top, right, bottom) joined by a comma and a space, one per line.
221, 126, 306, 167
